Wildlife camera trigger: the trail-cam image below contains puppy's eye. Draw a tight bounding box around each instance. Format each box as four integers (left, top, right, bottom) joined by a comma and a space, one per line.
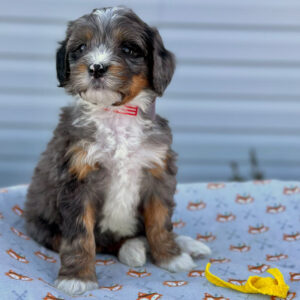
70, 43, 87, 61
77, 44, 87, 53
122, 46, 131, 55
121, 44, 143, 58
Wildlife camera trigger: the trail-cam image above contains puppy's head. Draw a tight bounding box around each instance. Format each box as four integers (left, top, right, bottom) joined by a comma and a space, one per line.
56, 7, 175, 107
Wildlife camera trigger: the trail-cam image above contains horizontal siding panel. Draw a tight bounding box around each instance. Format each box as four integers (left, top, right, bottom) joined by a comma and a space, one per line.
6, 160, 299, 187
1, 129, 300, 163
160, 0, 300, 27
0, 94, 70, 108
176, 145, 300, 164
174, 132, 300, 147
2, 61, 300, 96
3, 93, 300, 111
171, 65, 300, 95
2, 24, 300, 64
177, 163, 300, 183
1, 155, 300, 187
0, 1, 162, 24
0, 105, 60, 125
0, 161, 35, 187
1, 0, 300, 186
0, 131, 52, 159
2, 97, 300, 132
0, 171, 33, 188
1, 161, 299, 187
162, 30, 300, 64
158, 99, 300, 132
2, 0, 300, 27
1, 109, 299, 135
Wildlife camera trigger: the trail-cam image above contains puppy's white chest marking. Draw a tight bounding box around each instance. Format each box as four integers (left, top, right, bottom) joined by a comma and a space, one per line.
99, 120, 143, 236
78, 105, 167, 237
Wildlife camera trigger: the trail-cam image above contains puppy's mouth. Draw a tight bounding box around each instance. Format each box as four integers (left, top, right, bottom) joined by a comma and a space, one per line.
90, 77, 107, 89
79, 85, 126, 107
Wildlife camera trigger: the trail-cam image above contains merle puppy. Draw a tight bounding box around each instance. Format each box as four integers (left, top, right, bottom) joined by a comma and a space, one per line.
24, 7, 211, 295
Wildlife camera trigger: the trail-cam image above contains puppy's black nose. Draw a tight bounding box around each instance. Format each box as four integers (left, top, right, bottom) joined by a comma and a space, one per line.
89, 63, 108, 78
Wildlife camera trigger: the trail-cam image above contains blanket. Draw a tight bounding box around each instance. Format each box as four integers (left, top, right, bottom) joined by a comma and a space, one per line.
0, 180, 299, 300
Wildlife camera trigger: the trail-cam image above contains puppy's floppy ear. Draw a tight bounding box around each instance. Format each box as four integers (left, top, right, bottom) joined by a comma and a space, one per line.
150, 27, 175, 96
56, 39, 70, 87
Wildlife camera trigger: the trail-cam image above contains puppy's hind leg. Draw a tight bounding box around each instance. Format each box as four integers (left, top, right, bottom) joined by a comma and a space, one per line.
25, 215, 61, 252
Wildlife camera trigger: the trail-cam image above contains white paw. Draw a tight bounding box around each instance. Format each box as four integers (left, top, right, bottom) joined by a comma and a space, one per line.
159, 252, 196, 273
175, 235, 211, 258
118, 237, 148, 267
54, 278, 98, 295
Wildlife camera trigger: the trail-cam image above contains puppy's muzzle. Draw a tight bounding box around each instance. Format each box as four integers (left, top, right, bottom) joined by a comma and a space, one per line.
89, 63, 108, 79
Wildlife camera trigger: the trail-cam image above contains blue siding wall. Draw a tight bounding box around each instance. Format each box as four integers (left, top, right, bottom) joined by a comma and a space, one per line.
1, 0, 300, 186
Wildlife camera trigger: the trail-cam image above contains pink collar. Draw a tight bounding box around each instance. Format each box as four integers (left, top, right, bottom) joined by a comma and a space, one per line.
108, 99, 156, 120
108, 105, 139, 116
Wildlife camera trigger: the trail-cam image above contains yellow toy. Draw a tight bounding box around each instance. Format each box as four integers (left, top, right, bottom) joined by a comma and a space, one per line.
205, 263, 289, 298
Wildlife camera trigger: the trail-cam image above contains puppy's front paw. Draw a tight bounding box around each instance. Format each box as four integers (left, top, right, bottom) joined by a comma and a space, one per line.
176, 235, 211, 258
118, 237, 147, 267
54, 278, 98, 296
158, 252, 196, 273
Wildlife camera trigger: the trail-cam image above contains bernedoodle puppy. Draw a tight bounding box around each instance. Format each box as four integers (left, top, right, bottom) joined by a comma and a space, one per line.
24, 6, 211, 295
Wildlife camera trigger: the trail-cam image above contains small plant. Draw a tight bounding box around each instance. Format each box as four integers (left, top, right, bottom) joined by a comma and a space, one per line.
229, 161, 244, 181
229, 149, 264, 181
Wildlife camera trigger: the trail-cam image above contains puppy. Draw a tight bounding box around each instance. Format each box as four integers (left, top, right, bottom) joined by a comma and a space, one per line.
24, 7, 211, 296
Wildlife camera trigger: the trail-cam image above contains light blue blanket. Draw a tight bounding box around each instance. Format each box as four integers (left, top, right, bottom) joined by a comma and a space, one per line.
0, 181, 299, 300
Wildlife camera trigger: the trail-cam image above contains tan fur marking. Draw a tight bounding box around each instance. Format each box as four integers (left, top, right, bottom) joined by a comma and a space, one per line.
144, 196, 180, 264
148, 153, 171, 179
85, 30, 93, 40
115, 75, 148, 106
144, 196, 168, 228
149, 163, 164, 178
76, 64, 87, 73
82, 202, 95, 237
59, 202, 96, 281
78, 202, 96, 278
109, 65, 127, 81
67, 146, 99, 180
